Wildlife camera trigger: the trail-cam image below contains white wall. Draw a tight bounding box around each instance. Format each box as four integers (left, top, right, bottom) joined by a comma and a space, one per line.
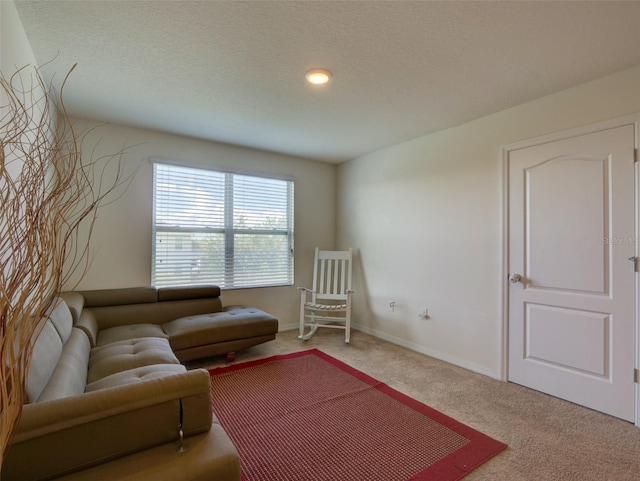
1, 0, 40, 179
1, 1, 37, 74
1, 0, 44, 288
64, 119, 336, 329
337, 65, 640, 378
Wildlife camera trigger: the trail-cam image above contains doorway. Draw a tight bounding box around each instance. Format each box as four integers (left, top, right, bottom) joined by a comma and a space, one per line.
504, 116, 639, 422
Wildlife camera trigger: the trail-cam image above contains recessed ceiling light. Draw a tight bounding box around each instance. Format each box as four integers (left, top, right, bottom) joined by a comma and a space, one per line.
306, 68, 332, 85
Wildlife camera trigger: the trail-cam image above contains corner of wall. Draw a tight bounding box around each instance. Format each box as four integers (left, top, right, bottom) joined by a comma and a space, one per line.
1, 1, 39, 75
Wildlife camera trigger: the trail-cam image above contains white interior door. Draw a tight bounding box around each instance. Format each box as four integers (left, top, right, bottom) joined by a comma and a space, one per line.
507, 124, 636, 422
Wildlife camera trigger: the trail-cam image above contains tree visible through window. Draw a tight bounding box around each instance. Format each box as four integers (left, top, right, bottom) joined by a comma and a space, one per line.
152, 161, 294, 288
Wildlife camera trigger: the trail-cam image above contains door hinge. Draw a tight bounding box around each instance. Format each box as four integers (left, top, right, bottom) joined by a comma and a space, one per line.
635, 369, 640, 384
635, 148, 639, 163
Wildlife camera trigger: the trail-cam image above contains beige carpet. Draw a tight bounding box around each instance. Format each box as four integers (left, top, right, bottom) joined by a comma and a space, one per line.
191, 329, 640, 481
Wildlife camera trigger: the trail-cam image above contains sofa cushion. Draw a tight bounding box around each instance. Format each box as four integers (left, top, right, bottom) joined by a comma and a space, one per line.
96, 323, 168, 346
162, 306, 278, 352
48, 298, 74, 343
85, 364, 187, 392
88, 338, 179, 384
88, 300, 224, 330
26, 320, 63, 403
38, 328, 91, 402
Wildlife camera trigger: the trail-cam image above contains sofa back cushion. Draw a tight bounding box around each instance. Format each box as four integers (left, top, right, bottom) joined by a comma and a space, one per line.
80, 286, 158, 307
26, 321, 63, 403
79, 286, 223, 329
48, 298, 73, 343
26, 298, 81, 403
158, 285, 221, 301
37, 328, 90, 402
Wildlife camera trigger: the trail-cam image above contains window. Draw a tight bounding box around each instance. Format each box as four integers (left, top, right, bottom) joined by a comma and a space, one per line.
152, 161, 294, 289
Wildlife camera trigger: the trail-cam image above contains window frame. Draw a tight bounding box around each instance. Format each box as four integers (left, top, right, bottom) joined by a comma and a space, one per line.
151, 158, 295, 289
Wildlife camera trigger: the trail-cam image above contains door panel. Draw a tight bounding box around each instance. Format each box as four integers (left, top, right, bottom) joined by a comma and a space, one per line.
527, 157, 608, 293
508, 124, 636, 422
525, 303, 609, 377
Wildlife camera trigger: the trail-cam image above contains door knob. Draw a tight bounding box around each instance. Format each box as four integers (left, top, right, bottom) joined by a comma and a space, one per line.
509, 273, 522, 284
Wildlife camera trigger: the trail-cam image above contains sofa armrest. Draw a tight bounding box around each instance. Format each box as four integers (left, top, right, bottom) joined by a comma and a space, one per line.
75, 309, 99, 347
59, 291, 85, 324
3, 369, 213, 481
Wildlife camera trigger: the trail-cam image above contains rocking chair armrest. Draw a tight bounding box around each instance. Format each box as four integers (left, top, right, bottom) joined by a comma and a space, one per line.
298, 287, 314, 303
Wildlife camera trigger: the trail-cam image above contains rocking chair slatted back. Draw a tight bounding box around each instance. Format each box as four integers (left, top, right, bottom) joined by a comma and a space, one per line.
313, 249, 352, 301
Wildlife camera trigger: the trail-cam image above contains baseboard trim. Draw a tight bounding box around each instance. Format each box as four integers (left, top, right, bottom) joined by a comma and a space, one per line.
278, 322, 500, 380
354, 325, 500, 381
353, 324, 501, 380
279, 322, 299, 332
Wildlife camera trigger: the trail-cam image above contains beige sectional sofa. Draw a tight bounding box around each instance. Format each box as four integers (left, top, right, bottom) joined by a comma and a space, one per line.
3, 285, 278, 481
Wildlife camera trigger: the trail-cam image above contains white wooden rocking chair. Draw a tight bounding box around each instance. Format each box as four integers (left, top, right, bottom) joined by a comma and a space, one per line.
298, 247, 353, 343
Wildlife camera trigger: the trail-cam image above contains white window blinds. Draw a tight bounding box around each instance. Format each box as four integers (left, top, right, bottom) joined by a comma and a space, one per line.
152, 162, 294, 289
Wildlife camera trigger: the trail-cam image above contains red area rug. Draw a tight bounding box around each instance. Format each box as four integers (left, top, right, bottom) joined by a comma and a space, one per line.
209, 349, 506, 481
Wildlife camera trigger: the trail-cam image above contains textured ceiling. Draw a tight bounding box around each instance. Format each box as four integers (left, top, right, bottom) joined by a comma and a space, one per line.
13, 0, 640, 163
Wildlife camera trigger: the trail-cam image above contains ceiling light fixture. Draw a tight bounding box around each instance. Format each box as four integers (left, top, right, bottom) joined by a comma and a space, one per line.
306, 68, 332, 85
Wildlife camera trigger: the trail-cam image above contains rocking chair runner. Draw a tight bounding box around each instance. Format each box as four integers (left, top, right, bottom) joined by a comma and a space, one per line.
298, 247, 353, 343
